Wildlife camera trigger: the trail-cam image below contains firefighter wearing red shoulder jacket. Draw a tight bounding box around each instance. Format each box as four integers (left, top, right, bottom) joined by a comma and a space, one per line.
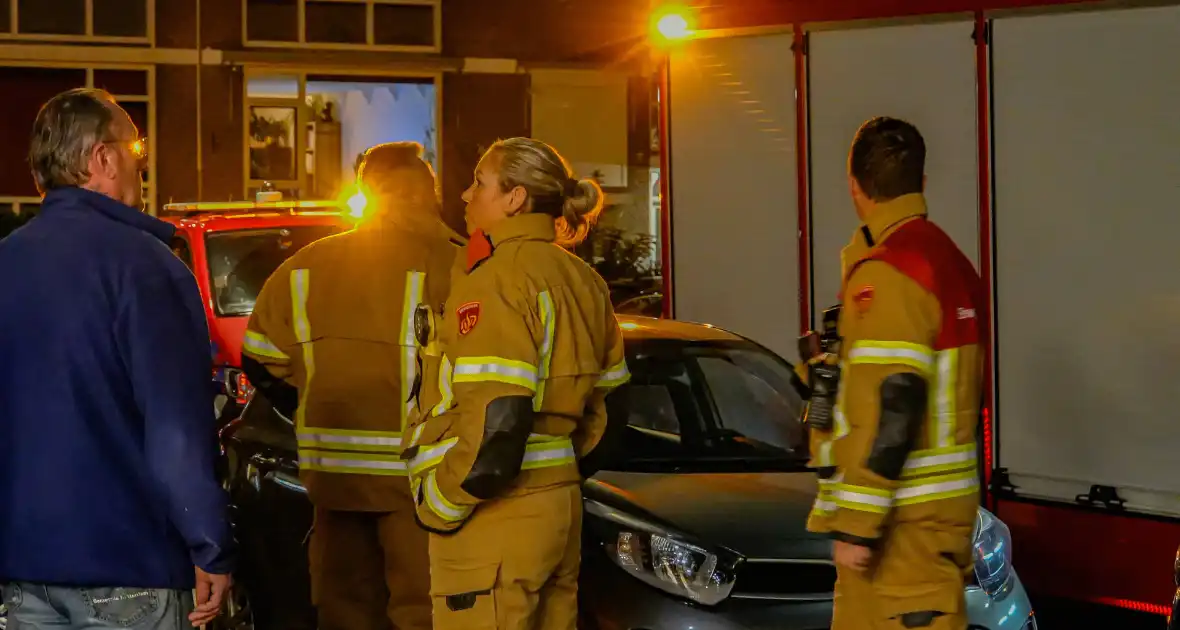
802, 117, 984, 630
241, 142, 461, 630
402, 137, 629, 630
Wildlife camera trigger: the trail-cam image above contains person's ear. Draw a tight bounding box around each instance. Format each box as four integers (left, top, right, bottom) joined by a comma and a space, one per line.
506, 185, 528, 215
848, 174, 864, 202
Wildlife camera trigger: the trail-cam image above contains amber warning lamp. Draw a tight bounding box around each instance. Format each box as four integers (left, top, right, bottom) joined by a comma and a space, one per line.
651, 4, 696, 45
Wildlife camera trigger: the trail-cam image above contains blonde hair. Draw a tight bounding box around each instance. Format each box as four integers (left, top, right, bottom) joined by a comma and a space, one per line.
486, 137, 603, 246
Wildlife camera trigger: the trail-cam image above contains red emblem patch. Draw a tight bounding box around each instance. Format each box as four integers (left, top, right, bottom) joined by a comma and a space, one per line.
853, 285, 875, 314
456, 301, 481, 336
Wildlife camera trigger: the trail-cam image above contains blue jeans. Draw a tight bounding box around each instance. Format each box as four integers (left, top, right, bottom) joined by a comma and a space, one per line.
1, 583, 193, 629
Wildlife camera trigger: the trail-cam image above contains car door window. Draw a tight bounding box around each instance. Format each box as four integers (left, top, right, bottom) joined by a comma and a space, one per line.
170, 236, 194, 270
625, 384, 681, 438
612, 350, 709, 460
694, 350, 807, 456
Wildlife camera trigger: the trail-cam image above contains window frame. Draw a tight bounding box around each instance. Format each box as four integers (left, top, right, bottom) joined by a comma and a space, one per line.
615, 338, 808, 462
241, 0, 440, 53
0, 62, 156, 214
0, 0, 153, 44
241, 67, 442, 201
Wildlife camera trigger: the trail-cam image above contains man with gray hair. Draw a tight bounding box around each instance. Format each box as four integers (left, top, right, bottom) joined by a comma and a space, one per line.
0, 88, 236, 629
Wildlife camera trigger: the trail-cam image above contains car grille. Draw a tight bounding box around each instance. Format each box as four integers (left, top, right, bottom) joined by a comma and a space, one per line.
731, 559, 837, 601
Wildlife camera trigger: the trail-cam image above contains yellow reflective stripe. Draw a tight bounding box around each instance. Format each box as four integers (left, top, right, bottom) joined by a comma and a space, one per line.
407, 422, 427, 449
290, 269, 313, 429
902, 443, 976, 478
830, 482, 894, 514
408, 437, 460, 476
829, 470, 980, 514
895, 470, 979, 506
596, 358, 631, 389
453, 357, 538, 391
431, 356, 455, 417
297, 430, 402, 453
401, 271, 425, 430
933, 348, 958, 449
533, 291, 556, 412
833, 361, 850, 440
298, 448, 408, 476
408, 434, 575, 477
811, 476, 840, 515
425, 470, 472, 522
520, 438, 576, 470
242, 330, 288, 360
816, 439, 834, 467
848, 341, 934, 373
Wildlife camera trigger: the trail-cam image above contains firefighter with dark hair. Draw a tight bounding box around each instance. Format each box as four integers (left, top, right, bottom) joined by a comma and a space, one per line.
241, 142, 462, 630
800, 117, 984, 630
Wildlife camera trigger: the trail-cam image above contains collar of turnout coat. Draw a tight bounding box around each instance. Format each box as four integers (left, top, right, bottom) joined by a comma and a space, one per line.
863, 192, 928, 244
488, 213, 557, 247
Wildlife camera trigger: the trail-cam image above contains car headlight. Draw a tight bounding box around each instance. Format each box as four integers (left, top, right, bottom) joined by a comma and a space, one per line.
585, 499, 738, 606
974, 507, 1014, 599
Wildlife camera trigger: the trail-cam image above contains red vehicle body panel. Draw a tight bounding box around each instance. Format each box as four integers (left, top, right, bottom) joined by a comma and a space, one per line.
161, 211, 352, 369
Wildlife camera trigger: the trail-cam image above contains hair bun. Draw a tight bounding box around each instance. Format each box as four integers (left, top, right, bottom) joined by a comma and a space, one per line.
562, 177, 603, 222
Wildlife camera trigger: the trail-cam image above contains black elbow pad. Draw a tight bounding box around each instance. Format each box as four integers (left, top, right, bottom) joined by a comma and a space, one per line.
867, 373, 928, 481
460, 395, 535, 500
240, 354, 299, 418
790, 369, 812, 401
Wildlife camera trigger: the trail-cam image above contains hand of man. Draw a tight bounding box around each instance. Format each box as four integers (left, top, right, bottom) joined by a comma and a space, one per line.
189, 566, 233, 627
833, 540, 873, 571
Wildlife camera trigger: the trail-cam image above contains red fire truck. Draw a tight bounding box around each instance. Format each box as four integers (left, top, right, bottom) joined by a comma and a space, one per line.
160, 191, 360, 418
651, 0, 1180, 617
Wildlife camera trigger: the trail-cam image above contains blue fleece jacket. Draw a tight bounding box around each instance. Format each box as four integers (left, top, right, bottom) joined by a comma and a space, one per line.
0, 187, 236, 589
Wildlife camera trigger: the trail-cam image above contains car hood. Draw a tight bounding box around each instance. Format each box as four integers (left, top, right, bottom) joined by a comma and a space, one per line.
584, 470, 834, 560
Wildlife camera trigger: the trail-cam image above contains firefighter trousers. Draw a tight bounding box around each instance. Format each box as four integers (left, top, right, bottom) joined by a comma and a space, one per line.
309, 504, 432, 630
830, 523, 971, 630
427, 483, 582, 630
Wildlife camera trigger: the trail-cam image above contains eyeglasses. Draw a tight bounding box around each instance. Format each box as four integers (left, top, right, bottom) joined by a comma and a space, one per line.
102, 136, 148, 163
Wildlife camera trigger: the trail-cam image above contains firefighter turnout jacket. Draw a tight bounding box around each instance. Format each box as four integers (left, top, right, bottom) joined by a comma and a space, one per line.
404, 213, 630, 532
807, 193, 984, 617
242, 218, 461, 511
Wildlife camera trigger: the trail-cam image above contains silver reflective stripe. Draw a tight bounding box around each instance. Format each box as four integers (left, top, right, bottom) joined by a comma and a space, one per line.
847, 341, 934, 372
424, 470, 471, 522
895, 474, 979, 504
452, 358, 538, 391
902, 445, 976, 474
431, 356, 454, 417
533, 291, 556, 411
596, 359, 630, 389
290, 269, 313, 428
401, 271, 425, 427
297, 432, 402, 448
520, 445, 575, 468
933, 348, 958, 448
243, 331, 288, 360
299, 454, 407, 472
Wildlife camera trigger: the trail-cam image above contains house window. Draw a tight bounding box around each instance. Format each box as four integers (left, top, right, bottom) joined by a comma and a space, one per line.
243, 0, 439, 52
0, 64, 156, 214
1, 0, 151, 42
244, 72, 439, 201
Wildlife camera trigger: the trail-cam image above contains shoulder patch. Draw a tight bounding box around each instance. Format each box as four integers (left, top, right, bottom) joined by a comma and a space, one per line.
852, 285, 875, 315
457, 301, 481, 336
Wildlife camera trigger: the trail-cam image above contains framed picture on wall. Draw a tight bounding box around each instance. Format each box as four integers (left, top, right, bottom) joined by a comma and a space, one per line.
249, 106, 297, 182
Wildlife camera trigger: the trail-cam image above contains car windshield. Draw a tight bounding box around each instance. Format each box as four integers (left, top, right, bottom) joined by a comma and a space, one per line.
608, 338, 809, 473
206, 225, 344, 317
